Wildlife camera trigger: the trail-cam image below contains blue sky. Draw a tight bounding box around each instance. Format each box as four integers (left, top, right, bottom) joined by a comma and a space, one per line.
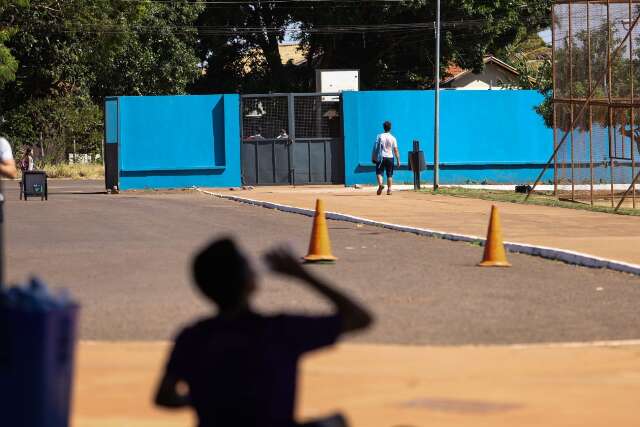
539, 28, 552, 45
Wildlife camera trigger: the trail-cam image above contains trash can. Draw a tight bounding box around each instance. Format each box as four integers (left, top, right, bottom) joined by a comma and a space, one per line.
21, 171, 48, 201
0, 278, 78, 427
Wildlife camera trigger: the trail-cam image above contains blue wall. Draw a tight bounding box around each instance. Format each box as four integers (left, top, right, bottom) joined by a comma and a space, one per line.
109, 95, 241, 190
107, 90, 553, 190
342, 90, 554, 185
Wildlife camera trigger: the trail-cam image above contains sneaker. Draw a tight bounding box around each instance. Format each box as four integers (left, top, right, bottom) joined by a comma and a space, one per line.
387, 189, 392, 196
377, 185, 384, 195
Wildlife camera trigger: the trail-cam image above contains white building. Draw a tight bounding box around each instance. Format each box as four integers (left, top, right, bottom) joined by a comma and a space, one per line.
442, 56, 521, 90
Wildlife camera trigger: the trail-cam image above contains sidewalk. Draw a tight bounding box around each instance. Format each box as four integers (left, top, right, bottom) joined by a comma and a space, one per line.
214, 186, 640, 266
74, 341, 640, 427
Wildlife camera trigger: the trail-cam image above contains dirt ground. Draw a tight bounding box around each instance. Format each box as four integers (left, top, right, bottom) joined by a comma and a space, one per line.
74, 342, 640, 427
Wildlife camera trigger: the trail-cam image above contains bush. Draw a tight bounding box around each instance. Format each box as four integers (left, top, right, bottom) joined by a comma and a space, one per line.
1, 95, 103, 163
19, 163, 104, 179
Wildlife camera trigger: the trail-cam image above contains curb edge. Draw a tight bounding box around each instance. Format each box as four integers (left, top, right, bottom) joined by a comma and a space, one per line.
198, 190, 640, 277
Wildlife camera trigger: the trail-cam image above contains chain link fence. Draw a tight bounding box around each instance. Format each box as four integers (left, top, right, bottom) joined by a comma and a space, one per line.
553, 0, 640, 209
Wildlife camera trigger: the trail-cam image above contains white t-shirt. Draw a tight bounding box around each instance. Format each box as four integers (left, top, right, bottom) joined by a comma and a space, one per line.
0, 137, 13, 162
377, 132, 397, 158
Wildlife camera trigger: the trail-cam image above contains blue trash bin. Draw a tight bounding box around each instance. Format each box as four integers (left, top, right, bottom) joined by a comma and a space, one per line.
0, 279, 79, 427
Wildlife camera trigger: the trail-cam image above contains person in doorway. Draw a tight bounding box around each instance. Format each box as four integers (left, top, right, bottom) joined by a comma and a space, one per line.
372, 121, 400, 195
19, 147, 35, 172
154, 238, 372, 427
247, 128, 265, 141
0, 136, 17, 179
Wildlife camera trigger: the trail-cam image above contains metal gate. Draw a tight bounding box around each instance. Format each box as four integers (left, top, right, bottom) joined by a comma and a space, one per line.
241, 93, 345, 186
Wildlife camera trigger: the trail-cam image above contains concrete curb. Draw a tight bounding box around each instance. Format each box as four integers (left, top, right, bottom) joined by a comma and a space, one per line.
198, 190, 640, 277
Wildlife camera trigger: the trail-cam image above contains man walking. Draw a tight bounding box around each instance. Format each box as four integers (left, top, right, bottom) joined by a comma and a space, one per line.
372, 121, 400, 195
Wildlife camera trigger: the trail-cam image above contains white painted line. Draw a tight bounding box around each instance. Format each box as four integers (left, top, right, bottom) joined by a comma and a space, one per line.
504, 339, 640, 349
198, 189, 640, 277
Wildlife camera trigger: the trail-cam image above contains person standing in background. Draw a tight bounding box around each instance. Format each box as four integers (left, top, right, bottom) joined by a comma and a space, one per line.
20, 147, 35, 173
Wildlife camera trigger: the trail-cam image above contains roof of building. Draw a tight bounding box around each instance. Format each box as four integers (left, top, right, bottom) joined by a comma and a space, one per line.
278, 43, 307, 66
442, 56, 520, 85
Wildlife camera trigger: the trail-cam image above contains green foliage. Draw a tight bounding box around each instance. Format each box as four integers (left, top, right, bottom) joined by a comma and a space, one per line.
0, 0, 28, 87
90, 0, 204, 98
192, 0, 552, 93
0, 0, 203, 161
2, 95, 102, 163
1, 0, 554, 163
510, 55, 553, 127
191, 0, 292, 93
0, 28, 18, 86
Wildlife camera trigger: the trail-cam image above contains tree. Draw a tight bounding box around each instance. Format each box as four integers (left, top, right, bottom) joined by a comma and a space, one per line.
0, 0, 203, 160
90, 0, 204, 99
190, 0, 293, 93
2, 95, 102, 163
193, 0, 552, 93
0, 0, 28, 87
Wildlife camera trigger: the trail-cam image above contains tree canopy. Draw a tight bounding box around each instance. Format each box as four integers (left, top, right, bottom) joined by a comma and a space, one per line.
193, 0, 552, 93
0, 0, 553, 161
0, 0, 203, 161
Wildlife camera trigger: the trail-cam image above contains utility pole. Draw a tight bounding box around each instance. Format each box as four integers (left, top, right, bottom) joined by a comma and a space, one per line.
433, 0, 441, 190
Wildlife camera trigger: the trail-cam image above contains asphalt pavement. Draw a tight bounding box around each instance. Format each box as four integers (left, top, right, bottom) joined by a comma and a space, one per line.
3, 180, 639, 344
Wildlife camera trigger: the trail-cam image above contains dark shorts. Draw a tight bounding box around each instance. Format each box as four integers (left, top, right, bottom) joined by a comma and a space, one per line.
376, 157, 395, 177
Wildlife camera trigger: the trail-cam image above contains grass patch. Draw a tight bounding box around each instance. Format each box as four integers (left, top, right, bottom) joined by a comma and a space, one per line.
37, 163, 104, 179
421, 187, 640, 217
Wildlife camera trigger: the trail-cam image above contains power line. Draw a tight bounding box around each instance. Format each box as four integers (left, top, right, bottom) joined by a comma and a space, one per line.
54, 19, 492, 36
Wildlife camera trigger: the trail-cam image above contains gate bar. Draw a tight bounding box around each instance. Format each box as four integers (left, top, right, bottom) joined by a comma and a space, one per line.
288, 94, 296, 186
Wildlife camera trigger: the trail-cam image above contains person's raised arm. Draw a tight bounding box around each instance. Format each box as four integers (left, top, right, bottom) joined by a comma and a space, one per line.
264, 247, 373, 334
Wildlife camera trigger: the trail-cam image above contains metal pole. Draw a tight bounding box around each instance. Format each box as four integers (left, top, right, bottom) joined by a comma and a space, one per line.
607, 0, 616, 208
288, 94, 296, 186
433, 0, 441, 191
629, 0, 636, 209
588, 2, 594, 206
569, 2, 575, 201
552, 5, 558, 198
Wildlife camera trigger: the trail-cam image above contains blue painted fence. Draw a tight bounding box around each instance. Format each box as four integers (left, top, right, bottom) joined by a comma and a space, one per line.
105, 94, 241, 190
342, 90, 554, 185
105, 90, 553, 189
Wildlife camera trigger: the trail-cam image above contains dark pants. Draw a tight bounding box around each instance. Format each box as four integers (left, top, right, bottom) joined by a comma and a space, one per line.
375, 157, 395, 178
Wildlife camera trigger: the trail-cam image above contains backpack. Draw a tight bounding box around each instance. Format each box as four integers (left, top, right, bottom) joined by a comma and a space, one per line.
371, 137, 383, 164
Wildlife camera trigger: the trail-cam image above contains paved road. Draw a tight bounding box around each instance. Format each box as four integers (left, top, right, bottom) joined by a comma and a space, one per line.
3, 180, 639, 344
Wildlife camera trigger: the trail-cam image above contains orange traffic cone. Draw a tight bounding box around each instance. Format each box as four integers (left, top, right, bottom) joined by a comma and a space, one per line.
304, 199, 338, 263
478, 205, 511, 267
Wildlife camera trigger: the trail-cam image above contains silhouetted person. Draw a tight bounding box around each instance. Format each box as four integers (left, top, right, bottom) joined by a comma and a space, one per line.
154, 239, 372, 427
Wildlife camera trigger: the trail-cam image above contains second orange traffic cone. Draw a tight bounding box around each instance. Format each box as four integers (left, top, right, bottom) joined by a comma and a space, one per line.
304, 199, 338, 263
478, 205, 511, 267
